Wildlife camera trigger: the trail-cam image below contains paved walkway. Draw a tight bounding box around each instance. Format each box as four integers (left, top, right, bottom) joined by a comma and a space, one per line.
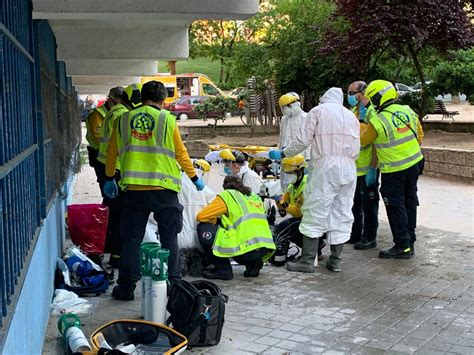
44, 157, 473, 354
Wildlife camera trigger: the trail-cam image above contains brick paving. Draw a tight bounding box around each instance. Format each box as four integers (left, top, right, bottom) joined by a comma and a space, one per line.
44, 139, 473, 354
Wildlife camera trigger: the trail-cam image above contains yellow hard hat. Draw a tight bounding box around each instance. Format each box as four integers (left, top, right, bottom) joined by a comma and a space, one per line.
365, 80, 398, 108
278, 94, 298, 107
124, 83, 142, 108
193, 159, 211, 173
282, 155, 307, 173
219, 149, 246, 163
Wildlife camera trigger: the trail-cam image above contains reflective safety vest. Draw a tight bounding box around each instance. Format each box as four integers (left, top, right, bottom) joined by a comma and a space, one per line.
353, 106, 374, 176
85, 105, 108, 149
97, 103, 128, 166
287, 175, 307, 205
116, 106, 182, 192
213, 190, 276, 259
369, 104, 423, 173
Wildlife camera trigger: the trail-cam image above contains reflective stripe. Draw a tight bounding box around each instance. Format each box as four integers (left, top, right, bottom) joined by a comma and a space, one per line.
375, 134, 416, 149
230, 190, 249, 215
377, 112, 395, 140
213, 245, 240, 254
213, 236, 274, 255
357, 166, 369, 174
122, 171, 181, 186
119, 145, 175, 158
380, 150, 423, 169
120, 112, 130, 143
231, 213, 268, 229
156, 110, 166, 145
360, 144, 372, 151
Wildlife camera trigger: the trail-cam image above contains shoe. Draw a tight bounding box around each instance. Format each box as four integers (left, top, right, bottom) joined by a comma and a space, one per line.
112, 285, 134, 301
354, 240, 377, 250
379, 246, 412, 259
244, 260, 263, 278
326, 244, 343, 272
202, 268, 233, 281
108, 254, 120, 269
287, 236, 319, 273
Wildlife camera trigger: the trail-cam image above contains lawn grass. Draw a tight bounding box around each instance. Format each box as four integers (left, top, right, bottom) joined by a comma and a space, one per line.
158, 57, 221, 84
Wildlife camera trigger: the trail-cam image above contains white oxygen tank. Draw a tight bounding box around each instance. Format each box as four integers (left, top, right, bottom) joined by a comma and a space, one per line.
141, 276, 151, 319
149, 280, 168, 324
65, 325, 91, 352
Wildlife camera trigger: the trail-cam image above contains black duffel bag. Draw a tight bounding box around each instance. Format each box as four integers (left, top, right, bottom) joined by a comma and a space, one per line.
166, 280, 228, 347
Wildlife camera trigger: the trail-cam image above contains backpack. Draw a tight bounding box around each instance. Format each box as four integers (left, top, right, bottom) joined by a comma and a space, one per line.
166, 280, 228, 347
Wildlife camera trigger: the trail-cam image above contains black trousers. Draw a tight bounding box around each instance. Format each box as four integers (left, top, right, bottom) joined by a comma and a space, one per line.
197, 223, 268, 272
95, 162, 124, 256
380, 162, 421, 248
87, 146, 101, 183
118, 189, 183, 291
350, 174, 380, 243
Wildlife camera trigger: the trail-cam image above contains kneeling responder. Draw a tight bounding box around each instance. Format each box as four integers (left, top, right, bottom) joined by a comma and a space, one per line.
196, 175, 276, 280
361, 80, 424, 259
272, 155, 326, 266
96, 84, 142, 267
104, 80, 205, 300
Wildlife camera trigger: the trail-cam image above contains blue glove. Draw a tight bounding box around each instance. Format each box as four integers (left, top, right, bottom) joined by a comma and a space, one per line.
193, 177, 205, 191
271, 195, 282, 202
104, 180, 118, 198
365, 168, 377, 187
269, 150, 283, 160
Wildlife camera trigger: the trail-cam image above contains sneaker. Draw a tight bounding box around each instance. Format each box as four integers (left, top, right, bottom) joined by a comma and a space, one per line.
379, 246, 412, 259
354, 240, 377, 250
202, 269, 233, 281
112, 286, 134, 301
244, 260, 263, 278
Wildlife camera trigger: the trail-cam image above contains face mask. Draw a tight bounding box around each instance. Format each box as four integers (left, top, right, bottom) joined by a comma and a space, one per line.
282, 106, 292, 117
347, 94, 358, 107
359, 104, 367, 121
290, 102, 301, 116
224, 166, 233, 176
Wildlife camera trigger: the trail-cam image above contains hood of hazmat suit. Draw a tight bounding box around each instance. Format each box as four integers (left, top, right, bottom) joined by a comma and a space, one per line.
283, 87, 360, 245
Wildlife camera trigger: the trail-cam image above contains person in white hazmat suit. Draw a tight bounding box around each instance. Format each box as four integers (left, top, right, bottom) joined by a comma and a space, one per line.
269, 87, 360, 273
278, 92, 311, 192
205, 149, 263, 194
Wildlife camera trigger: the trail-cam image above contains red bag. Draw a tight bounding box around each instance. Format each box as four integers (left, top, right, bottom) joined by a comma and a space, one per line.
67, 204, 109, 255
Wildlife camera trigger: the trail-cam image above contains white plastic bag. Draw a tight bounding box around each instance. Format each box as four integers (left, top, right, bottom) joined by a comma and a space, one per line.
50, 289, 94, 315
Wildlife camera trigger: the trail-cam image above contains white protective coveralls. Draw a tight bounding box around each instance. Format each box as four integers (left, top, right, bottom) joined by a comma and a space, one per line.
144, 172, 215, 250
204, 151, 263, 195
283, 87, 360, 245
279, 105, 310, 192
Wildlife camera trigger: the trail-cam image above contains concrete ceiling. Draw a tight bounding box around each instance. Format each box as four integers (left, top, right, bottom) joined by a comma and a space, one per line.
32, 0, 259, 94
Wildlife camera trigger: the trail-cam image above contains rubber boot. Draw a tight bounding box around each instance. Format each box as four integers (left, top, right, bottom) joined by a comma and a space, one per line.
326, 244, 343, 272
286, 236, 319, 273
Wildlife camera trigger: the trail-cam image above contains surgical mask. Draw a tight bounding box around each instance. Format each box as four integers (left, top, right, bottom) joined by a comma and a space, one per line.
347, 94, 358, 107
224, 166, 232, 176
359, 104, 367, 121
282, 106, 292, 117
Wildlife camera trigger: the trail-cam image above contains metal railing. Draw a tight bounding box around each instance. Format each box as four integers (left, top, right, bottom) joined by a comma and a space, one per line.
0, 1, 80, 330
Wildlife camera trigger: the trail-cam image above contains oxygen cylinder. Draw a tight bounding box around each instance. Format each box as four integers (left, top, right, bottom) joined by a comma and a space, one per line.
58, 313, 91, 353
141, 275, 151, 319
149, 248, 170, 324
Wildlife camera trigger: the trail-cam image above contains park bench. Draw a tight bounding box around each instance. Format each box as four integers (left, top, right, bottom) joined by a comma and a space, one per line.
428, 99, 459, 121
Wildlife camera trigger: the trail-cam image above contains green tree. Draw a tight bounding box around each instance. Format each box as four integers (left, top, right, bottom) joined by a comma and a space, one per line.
194, 96, 237, 137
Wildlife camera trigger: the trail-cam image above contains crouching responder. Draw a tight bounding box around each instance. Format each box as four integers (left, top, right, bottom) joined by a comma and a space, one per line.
196, 175, 276, 280
271, 155, 326, 266
104, 80, 205, 300
361, 80, 424, 259
96, 84, 142, 268
86, 87, 123, 181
